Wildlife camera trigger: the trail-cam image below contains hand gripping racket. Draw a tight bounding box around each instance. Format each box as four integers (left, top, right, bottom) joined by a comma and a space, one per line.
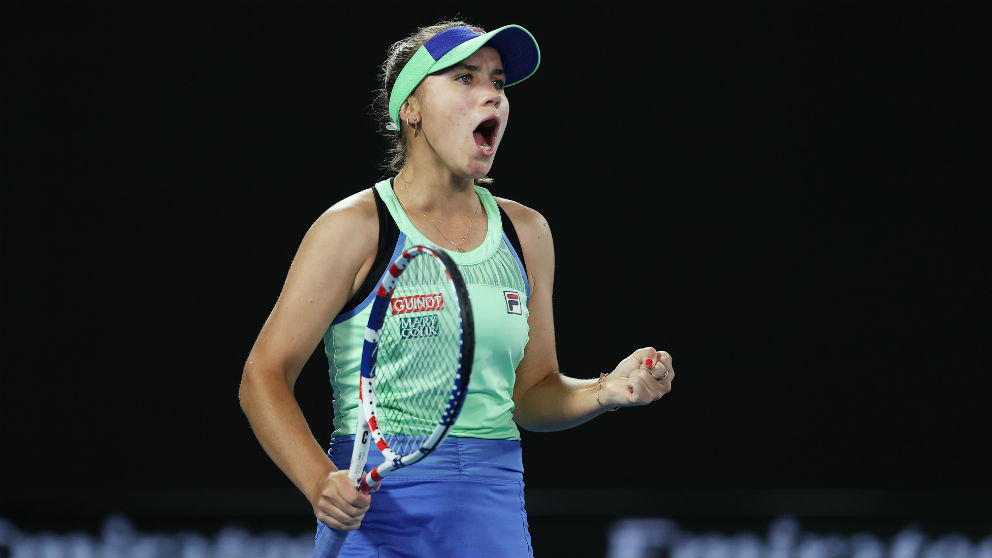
313, 245, 474, 557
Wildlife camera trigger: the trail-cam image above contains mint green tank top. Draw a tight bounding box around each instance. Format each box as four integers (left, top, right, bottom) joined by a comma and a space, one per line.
324, 179, 531, 440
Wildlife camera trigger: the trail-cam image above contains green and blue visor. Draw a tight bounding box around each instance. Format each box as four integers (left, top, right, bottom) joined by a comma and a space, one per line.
388, 24, 541, 130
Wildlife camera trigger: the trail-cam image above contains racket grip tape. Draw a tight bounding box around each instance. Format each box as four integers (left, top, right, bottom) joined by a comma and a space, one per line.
312, 523, 348, 558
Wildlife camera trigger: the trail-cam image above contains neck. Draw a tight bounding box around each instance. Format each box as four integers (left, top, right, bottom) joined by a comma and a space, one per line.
395, 162, 478, 216
395, 163, 486, 253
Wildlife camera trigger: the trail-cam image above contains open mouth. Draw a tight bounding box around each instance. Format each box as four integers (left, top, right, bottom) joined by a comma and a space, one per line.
473, 117, 499, 153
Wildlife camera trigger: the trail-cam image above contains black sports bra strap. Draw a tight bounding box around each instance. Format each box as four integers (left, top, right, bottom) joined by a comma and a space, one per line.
498, 204, 528, 280
337, 187, 401, 317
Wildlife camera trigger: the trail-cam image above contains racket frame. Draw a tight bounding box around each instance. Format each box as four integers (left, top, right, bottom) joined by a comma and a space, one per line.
347, 245, 474, 492
315, 245, 473, 557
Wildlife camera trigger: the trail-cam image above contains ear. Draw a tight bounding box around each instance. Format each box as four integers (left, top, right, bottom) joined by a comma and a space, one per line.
398, 96, 421, 127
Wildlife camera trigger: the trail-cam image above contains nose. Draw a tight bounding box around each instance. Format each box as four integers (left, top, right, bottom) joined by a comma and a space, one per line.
483, 96, 502, 112
482, 88, 502, 110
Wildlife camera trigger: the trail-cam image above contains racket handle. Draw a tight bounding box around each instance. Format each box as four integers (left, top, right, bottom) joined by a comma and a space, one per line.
312, 524, 348, 558
313, 471, 371, 557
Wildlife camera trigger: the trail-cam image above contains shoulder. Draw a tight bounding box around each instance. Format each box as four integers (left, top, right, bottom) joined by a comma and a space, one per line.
309, 188, 377, 237
319, 187, 377, 223
298, 188, 379, 259
494, 196, 553, 246
493, 196, 554, 277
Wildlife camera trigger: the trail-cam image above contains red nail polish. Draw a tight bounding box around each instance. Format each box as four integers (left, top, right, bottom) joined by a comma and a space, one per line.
645, 358, 653, 367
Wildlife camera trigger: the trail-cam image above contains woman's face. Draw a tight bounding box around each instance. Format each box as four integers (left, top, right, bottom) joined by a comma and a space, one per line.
414, 46, 510, 179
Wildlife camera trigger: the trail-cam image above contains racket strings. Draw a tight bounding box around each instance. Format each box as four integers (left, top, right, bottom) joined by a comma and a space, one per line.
374, 253, 463, 457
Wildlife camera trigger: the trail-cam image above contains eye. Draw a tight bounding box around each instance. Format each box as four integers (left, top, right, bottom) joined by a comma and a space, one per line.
456, 74, 473, 84
492, 79, 505, 90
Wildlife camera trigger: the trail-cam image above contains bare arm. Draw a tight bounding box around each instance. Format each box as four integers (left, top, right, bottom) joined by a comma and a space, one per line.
239, 190, 377, 529
500, 199, 675, 432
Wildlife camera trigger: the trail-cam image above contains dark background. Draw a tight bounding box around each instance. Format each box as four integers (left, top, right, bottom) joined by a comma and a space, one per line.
4, 3, 989, 555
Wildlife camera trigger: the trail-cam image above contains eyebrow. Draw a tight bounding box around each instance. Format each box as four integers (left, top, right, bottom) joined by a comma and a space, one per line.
445, 62, 505, 76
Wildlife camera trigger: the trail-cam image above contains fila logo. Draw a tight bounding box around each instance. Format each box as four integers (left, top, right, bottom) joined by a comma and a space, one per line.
504, 291, 522, 315
392, 293, 444, 314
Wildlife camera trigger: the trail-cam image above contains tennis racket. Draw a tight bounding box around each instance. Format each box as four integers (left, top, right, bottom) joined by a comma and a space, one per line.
313, 245, 474, 558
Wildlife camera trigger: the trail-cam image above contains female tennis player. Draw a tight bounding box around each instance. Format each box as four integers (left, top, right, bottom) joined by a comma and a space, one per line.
239, 20, 675, 557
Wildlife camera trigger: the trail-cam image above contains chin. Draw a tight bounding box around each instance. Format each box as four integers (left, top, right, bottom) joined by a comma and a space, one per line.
465, 160, 495, 179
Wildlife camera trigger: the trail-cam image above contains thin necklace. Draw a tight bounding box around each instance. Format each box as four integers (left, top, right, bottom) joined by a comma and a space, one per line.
398, 172, 482, 253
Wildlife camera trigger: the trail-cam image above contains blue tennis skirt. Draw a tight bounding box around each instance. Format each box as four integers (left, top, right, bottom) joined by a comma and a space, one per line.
314, 435, 533, 558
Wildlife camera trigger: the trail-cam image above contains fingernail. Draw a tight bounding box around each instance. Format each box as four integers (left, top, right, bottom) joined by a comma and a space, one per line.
645, 358, 653, 368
